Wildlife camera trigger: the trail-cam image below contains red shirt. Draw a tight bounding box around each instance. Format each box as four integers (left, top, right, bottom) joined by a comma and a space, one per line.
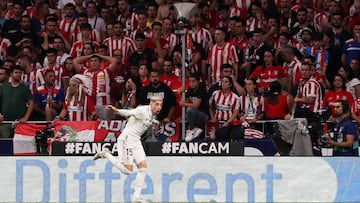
264, 94, 288, 119
249, 65, 287, 89
323, 90, 354, 116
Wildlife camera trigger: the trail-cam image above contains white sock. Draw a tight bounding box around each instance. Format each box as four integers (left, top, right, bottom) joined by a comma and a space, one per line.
133, 168, 147, 199
105, 153, 132, 175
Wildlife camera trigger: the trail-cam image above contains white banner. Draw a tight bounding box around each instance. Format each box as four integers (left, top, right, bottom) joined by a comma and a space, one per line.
0, 157, 339, 202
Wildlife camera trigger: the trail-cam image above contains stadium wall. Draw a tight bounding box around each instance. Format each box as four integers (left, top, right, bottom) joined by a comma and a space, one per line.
0, 156, 359, 202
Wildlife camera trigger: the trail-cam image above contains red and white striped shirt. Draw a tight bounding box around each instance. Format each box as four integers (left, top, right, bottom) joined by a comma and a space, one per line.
210, 90, 240, 121
102, 37, 136, 65
235, 0, 253, 10
283, 57, 302, 83
207, 42, 239, 84
64, 95, 95, 121
246, 17, 265, 32
351, 98, 360, 119
162, 33, 178, 50
58, 18, 78, 42
21, 70, 38, 95
36, 66, 66, 89
191, 27, 212, 51
0, 37, 11, 61
239, 94, 264, 120
297, 77, 323, 112
117, 12, 138, 37
80, 67, 113, 105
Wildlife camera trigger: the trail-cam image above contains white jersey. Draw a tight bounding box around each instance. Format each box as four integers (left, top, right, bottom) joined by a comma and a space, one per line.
118, 105, 156, 142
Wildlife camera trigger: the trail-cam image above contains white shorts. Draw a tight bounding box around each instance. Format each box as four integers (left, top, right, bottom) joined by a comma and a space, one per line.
117, 139, 146, 165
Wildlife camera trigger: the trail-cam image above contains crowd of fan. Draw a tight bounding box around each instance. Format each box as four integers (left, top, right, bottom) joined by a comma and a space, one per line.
0, 0, 359, 142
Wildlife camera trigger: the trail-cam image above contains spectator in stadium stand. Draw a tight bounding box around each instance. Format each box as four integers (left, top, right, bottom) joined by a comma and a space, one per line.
99, 5, 115, 26
348, 57, 360, 78
0, 67, 9, 86
129, 32, 157, 70
0, 65, 34, 138
146, 2, 160, 29
264, 80, 291, 120
189, 13, 213, 51
21, 45, 41, 69
102, 21, 136, 65
238, 78, 264, 128
33, 69, 65, 121
278, 0, 294, 28
71, 13, 102, 44
172, 40, 205, 78
1, 1, 23, 38
160, 56, 185, 120
63, 56, 76, 80
116, 76, 141, 109
131, 11, 152, 40
37, 48, 68, 91
228, 18, 248, 78
86, 1, 106, 39
161, 17, 178, 52
2, 59, 14, 70
101, 0, 117, 16
138, 64, 150, 87
208, 75, 240, 141
242, 28, 269, 77
328, 13, 352, 69
74, 0, 87, 15
109, 48, 128, 103
43, 36, 71, 67
73, 54, 117, 106
291, 8, 315, 43
323, 74, 354, 118
0, 31, 11, 62
145, 22, 170, 67
304, 32, 329, 78
208, 63, 245, 98
33, 1, 53, 31
105, 23, 114, 39
117, 0, 138, 35
179, 73, 209, 142
10, 15, 41, 48
207, 27, 239, 85
41, 15, 65, 50
70, 23, 100, 58
156, 0, 171, 20
216, 5, 231, 31
342, 22, 360, 66
351, 95, 360, 125
57, 3, 77, 44
325, 100, 358, 156
322, 30, 340, 83
17, 54, 39, 94
337, 66, 360, 99
294, 62, 323, 145
57, 74, 97, 121
137, 69, 177, 122
197, 2, 216, 34
295, 27, 313, 55
249, 48, 287, 93
280, 46, 302, 84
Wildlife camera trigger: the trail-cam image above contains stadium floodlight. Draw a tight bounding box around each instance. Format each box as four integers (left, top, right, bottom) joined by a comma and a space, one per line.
173, 3, 197, 140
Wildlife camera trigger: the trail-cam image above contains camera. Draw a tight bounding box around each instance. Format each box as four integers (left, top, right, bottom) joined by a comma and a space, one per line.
318, 133, 332, 147
35, 123, 55, 155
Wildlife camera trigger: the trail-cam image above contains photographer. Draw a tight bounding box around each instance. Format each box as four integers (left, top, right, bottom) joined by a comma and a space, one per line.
326, 100, 358, 156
